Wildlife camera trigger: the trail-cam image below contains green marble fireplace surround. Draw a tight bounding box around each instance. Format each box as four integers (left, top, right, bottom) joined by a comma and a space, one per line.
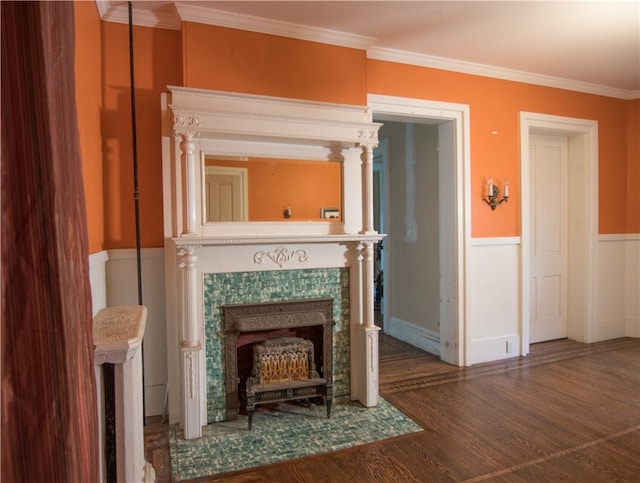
203, 267, 350, 423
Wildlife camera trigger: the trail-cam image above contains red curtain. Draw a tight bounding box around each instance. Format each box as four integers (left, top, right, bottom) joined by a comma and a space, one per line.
1, 2, 99, 481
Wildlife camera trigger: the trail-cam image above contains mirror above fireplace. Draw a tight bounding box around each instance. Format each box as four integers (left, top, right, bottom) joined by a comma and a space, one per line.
203, 155, 342, 223
163, 86, 381, 239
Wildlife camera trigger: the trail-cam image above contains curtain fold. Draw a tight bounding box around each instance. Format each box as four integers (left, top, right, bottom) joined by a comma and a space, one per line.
1, 2, 99, 481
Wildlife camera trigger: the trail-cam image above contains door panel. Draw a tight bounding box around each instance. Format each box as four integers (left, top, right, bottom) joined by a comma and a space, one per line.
530, 135, 568, 343
205, 167, 247, 222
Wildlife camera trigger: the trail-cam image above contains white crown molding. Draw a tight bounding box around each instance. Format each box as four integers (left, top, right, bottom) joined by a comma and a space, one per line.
368, 47, 637, 101
97, 0, 181, 30
174, 4, 375, 51
95, 0, 110, 19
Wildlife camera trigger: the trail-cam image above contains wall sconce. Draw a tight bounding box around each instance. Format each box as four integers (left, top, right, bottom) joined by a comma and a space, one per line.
283, 205, 292, 219
483, 177, 509, 210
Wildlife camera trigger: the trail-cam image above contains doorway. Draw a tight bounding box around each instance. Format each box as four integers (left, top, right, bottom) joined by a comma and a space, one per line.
373, 138, 389, 320
368, 94, 471, 367
528, 134, 569, 343
520, 112, 598, 354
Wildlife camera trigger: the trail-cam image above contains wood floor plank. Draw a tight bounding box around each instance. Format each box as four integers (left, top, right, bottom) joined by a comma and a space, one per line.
145, 336, 640, 482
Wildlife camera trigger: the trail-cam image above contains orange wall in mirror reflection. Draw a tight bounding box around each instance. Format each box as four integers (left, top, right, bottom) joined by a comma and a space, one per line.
207, 158, 341, 221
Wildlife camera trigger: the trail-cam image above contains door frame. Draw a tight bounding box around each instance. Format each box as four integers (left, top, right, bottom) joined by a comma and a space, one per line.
519, 112, 598, 355
373, 138, 390, 323
368, 94, 471, 367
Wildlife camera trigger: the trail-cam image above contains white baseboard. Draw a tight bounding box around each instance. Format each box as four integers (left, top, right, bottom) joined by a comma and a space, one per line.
468, 334, 520, 365
145, 383, 168, 418
593, 317, 627, 342
625, 317, 640, 338
388, 317, 440, 356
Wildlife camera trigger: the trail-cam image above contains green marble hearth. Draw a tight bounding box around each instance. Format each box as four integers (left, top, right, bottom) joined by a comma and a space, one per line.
169, 398, 423, 480
203, 268, 350, 423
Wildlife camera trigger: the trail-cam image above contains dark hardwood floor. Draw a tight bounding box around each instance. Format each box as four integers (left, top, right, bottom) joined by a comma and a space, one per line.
145, 334, 640, 482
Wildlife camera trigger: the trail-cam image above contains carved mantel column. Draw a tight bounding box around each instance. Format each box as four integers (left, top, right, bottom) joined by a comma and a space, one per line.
350, 242, 380, 408
360, 144, 376, 235
178, 246, 202, 439
178, 132, 197, 236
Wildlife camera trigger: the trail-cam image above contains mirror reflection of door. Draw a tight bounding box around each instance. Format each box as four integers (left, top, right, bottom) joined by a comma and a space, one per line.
205, 166, 248, 222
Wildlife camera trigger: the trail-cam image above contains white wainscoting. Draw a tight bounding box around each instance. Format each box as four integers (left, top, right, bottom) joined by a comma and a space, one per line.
467, 238, 521, 365
625, 236, 640, 337
89, 248, 167, 416
88, 234, 638, 416
89, 250, 109, 316
596, 234, 640, 340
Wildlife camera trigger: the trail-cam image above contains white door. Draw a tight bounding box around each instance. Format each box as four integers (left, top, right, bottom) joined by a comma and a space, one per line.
205, 167, 248, 222
529, 134, 568, 343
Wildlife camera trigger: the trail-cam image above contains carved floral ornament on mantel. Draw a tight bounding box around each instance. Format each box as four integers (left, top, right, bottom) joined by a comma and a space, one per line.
173, 114, 200, 128
254, 247, 309, 268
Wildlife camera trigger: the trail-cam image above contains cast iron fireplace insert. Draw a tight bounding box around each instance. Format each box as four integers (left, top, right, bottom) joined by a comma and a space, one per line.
222, 298, 334, 422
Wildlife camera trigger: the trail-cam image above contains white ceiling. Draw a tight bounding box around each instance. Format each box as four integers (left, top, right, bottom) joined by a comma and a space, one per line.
100, 1, 640, 98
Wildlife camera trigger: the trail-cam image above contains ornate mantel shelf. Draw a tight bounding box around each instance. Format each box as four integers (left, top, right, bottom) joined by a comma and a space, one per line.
172, 233, 385, 247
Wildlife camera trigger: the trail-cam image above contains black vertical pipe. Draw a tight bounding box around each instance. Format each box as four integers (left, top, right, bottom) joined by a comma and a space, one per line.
127, 2, 142, 306
127, 1, 146, 423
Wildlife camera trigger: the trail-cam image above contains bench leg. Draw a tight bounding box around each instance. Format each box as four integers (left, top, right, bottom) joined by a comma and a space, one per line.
247, 409, 254, 430
247, 391, 255, 430
326, 398, 332, 419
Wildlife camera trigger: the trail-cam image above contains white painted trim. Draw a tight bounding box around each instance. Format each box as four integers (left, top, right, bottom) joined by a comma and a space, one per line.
519, 112, 599, 353
626, 318, 640, 338
404, 123, 418, 242
471, 237, 521, 247
89, 250, 109, 316
367, 47, 637, 101
468, 334, 521, 365
373, 138, 390, 322
389, 317, 440, 357
367, 94, 471, 366
106, 247, 164, 260
98, 1, 181, 30
176, 4, 375, 50
598, 233, 640, 242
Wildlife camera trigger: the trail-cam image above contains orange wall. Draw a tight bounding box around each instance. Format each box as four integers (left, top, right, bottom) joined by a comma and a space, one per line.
100, 21, 181, 249
182, 22, 367, 105
74, 1, 103, 253
627, 99, 640, 233
366, 59, 632, 237
77, 19, 638, 251
207, 158, 341, 221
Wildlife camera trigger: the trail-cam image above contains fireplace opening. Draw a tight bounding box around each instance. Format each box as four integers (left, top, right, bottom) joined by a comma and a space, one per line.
223, 298, 334, 421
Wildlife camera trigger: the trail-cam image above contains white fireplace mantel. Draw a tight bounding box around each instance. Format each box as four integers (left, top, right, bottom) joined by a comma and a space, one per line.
161, 87, 382, 440
172, 233, 384, 247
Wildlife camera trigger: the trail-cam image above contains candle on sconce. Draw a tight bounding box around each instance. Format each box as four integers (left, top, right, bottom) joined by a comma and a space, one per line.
503, 178, 509, 198
487, 177, 494, 197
